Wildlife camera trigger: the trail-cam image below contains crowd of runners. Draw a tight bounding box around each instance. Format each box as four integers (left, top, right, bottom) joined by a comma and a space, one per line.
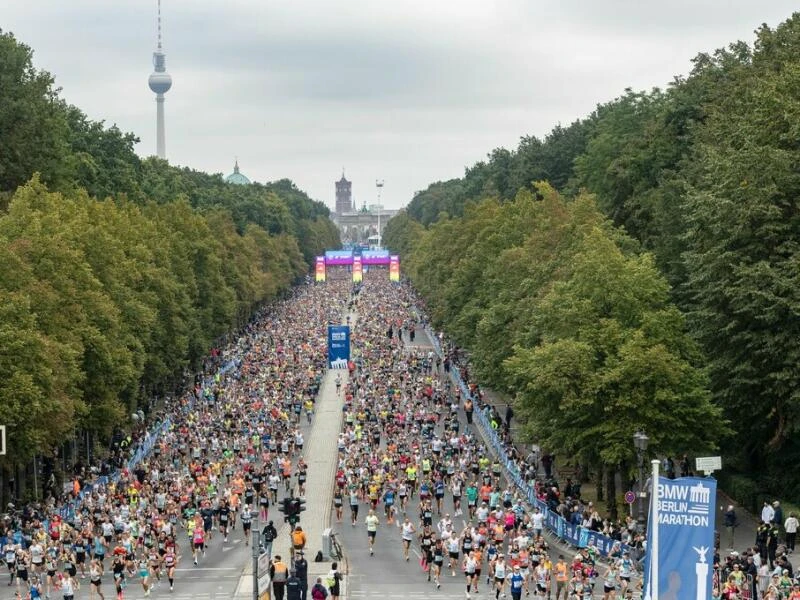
0, 282, 351, 600
4, 268, 797, 600
334, 276, 640, 600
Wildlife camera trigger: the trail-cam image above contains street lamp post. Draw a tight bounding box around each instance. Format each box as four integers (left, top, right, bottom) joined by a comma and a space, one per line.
376, 180, 384, 248
633, 431, 649, 529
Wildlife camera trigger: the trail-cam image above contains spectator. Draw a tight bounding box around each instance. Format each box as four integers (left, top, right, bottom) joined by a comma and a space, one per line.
785, 512, 798, 553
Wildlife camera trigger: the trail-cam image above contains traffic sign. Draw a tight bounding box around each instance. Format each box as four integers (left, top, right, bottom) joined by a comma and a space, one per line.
624, 490, 636, 504
695, 456, 722, 474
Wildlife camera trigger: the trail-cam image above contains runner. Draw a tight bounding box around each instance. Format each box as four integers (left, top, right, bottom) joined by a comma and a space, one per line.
431, 538, 444, 589
241, 505, 253, 546
509, 565, 527, 600
88, 559, 104, 600
603, 563, 620, 599
164, 545, 177, 592
400, 517, 416, 562
62, 570, 79, 600
493, 554, 508, 599
463, 551, 478, 599
364, 510, 380, 556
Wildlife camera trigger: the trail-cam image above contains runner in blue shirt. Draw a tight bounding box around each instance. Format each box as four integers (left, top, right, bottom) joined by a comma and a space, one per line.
383, 488, 396, 523
509, 565, 527, 600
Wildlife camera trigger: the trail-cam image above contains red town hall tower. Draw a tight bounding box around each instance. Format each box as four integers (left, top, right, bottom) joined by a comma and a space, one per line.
335, 172, 352, 214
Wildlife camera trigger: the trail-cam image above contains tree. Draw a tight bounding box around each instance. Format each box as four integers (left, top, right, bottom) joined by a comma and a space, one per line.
681, 16, 800, 490
0, 30, 71, 192
507, 228, 726, 517
382, 210, 425, 257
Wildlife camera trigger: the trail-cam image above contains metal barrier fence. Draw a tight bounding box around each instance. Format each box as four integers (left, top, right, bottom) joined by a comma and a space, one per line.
713, 568, 754, 599
426, 326, 631, 558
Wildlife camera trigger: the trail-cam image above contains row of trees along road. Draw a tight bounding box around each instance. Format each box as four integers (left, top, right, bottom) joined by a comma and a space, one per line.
0, 29, 340, 504
386, 185, 728, 518
384, 13, 800, 514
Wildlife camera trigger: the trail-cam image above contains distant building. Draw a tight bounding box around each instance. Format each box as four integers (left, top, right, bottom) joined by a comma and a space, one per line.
225, 160, 251, 185
335, 172, 353, 214
332, 203, 399, 245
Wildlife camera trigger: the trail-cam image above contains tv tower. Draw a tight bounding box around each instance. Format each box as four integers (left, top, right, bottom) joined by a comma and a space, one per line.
148, 0, 172, 159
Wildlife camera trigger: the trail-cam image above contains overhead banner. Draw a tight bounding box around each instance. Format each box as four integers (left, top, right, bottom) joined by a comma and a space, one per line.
361, 250, 391, 265
314, 256, 326, 282
324, 250, 354, 265
327, 325, 350, 369
389, 255, 400, 282
643, 476, 716, 600
352, 256, 363, 283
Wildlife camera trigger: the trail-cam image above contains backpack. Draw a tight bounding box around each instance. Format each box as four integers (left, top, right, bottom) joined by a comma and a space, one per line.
262, 527, 276, 543
314, 551, 324, 563
312, 583, 328, 600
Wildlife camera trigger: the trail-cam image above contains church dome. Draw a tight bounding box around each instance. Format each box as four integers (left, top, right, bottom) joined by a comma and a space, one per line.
225, 160, 250, 185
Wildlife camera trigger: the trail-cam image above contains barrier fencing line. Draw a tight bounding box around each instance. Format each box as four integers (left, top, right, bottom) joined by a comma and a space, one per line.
426, 326, 632, 558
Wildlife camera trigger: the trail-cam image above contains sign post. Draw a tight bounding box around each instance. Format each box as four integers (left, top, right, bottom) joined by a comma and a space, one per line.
327, 325, 351, 369
252, 530, 260, 600
643, 463, 717, 600
625, 490, 636, 517
695, 456, 722, 477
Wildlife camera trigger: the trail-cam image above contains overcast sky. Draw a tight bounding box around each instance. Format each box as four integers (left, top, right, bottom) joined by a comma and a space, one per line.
4, 1, 798, 210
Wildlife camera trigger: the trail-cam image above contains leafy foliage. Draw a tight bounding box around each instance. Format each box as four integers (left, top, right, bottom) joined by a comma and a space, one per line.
404, 119, 593, 226
394, 12, 800, 501
0, 30, 340, 485
402, 187, 724, 518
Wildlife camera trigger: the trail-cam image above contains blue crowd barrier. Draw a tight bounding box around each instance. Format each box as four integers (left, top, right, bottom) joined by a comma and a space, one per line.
426, 326, 629, 558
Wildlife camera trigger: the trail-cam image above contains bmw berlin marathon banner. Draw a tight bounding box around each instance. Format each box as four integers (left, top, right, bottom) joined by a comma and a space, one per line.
644, 477, 717, 600
327, 325, 350, 369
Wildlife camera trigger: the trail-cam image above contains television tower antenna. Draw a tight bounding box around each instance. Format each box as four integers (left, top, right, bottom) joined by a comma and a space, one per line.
148, 0, 172, 159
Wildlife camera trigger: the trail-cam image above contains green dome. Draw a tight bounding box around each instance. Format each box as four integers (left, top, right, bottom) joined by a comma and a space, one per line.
225, 160, 251, 185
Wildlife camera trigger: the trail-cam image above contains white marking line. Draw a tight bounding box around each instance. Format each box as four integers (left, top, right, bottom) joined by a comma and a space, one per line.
175, 567, 240, 571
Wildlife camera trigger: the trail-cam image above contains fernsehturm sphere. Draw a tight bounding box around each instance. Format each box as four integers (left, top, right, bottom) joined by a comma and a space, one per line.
148, 0, 172, 159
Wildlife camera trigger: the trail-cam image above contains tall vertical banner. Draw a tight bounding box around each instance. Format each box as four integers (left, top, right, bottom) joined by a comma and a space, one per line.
389, 255, 400, 282
643, 476, 716, 600
352, 256, 363, 283
327, 325, 350, 369
315, 256, 326, 282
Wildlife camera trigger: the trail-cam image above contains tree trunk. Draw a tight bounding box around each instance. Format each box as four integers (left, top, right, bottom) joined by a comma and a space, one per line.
595, 466, 604, 502
606, 464, 618, 521
15, 462, 26, 501
620, 459, 635, 494
579, 462, 590, 483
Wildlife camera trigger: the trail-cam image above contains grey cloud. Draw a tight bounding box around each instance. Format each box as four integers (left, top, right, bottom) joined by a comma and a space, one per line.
3, 0, 800, 210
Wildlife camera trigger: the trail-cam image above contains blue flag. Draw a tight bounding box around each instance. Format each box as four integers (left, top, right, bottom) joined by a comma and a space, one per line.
327, 325, 350, 369
643, 476, 716, 600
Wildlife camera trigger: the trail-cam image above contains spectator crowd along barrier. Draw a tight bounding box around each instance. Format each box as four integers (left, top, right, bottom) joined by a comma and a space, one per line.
425, 326, 632, 559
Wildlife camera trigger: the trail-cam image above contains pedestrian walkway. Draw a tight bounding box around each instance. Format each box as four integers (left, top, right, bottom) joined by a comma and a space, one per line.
235, 315, 351, 598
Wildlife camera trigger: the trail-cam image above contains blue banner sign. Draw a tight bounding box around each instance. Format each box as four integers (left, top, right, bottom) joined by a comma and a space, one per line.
327, 325, 351, 369
643, 476, 716, 600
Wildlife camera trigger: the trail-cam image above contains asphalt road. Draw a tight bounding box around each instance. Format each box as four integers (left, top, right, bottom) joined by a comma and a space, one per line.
0, 416, 321, 600
0, 526, 251, 600
334, 329, 553, 600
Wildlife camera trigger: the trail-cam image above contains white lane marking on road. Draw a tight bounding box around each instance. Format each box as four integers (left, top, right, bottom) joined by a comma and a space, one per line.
175, 567, 240, 571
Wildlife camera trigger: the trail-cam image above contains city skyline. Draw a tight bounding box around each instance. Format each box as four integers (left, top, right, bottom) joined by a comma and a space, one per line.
3, 0, 799, 210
